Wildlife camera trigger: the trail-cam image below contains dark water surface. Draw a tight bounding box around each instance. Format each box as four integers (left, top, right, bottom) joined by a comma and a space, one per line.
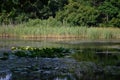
0, 39, 120, 80
0, 39, 120, 49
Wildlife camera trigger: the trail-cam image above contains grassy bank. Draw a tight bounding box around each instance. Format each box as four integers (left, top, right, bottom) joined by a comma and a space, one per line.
0, 20, 120, 40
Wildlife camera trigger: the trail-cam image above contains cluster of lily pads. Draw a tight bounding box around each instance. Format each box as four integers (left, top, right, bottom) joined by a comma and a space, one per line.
11, 46, 73, 58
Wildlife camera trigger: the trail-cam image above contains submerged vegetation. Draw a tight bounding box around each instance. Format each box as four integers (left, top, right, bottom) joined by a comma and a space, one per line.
1, 46, 120, 66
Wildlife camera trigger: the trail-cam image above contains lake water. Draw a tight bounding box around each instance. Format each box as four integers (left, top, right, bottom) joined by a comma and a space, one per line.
0, 70, 12, 80
0, 39, 120, 80
0, 39, 120, 50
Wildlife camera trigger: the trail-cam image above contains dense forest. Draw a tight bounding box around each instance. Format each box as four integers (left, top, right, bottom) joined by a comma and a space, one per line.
0, 0, 120, 27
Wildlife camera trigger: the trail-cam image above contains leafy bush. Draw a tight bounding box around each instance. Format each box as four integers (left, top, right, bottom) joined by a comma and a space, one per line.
24, 18, 63, 27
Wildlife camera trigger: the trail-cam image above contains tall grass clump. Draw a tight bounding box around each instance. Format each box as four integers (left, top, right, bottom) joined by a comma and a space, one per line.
0, 19, 120, 40
100, 27, 120, 39
87, 28, 101, 39
102, 30, 114, 39
76, 26, 87, 38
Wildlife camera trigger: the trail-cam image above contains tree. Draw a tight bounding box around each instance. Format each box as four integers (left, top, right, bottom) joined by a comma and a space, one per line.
97, 1, 120, 27
98, 1, 119, 23
0, 0, 68, 24
56, 2, 99, 26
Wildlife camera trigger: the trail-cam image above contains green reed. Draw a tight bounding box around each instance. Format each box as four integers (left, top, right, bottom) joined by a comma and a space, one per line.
0, 19, 120, 40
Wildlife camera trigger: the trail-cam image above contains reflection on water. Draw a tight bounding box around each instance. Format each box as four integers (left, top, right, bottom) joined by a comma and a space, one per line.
54, 75, 76, 80
0, 39, 120, 50
2, 73, 72, 80
54, 77, 67, 80
11, 72, 76, 80
0, 71, 76, 80
0, 70, 12, 80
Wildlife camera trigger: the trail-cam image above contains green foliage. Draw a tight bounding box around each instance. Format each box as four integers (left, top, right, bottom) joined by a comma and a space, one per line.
0, 0, 120, 27
0, 0, 68, 24
87, 28, 101, 39
56, 1, 99, 26
15, 13, 29, 23
13, 50, 28, 57
102, 29, 115, 39
98, 1, 118, 17
24, 17, 63, 27
0, 24, 120, 40
98, 1, 119, 25
109, 18, 120, 27
56, 0, 120, 27
11, 46, 72, 58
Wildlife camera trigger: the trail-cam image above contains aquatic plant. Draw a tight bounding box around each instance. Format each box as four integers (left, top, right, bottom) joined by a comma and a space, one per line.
11, 46, 73, 58
0, 22, 120, 40
87, 28, 101, 39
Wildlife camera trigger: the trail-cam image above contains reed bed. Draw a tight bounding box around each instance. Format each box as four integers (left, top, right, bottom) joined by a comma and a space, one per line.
0, 22, 120, 40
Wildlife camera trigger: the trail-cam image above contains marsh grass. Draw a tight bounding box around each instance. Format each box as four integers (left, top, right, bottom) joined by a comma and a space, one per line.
87, 28, 101, 39
0, 19, 120, 40
102, 29, 115, 39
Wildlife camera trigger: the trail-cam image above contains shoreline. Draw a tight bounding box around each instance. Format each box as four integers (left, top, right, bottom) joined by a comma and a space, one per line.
0, 34, 120, 41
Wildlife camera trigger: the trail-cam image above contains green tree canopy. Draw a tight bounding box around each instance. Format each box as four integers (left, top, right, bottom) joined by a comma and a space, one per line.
56, 2, 99, 26
0, 0, 120, 27
0, 0, 68, 24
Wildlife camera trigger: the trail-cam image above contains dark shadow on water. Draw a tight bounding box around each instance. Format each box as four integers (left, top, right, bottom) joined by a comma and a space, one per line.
12, 72, 76, 80
0, 71, 119, 80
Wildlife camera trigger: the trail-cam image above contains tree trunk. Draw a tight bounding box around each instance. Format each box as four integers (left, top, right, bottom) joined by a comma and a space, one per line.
106, 14, 109, 22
